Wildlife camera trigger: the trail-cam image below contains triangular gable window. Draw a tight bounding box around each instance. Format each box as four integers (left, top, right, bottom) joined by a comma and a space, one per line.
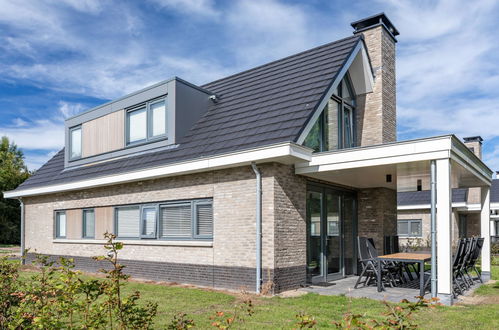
304, 73, 356, 152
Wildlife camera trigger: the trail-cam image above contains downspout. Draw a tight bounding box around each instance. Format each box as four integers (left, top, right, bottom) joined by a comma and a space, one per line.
251, 162, 262, 294
19, 197, 26, 265
430, 160, 437, 298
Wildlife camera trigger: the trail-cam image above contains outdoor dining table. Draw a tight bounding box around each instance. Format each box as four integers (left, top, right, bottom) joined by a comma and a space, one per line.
376, 252, 432, 297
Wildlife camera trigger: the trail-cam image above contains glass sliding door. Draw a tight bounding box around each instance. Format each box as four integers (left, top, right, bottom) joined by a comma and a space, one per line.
306, 184, 357, 283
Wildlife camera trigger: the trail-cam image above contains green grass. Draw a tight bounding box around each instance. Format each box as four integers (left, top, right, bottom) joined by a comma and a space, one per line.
12, 264, 499, 329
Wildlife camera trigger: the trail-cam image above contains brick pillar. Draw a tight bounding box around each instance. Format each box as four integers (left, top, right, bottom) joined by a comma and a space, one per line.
357, 187, 397, 253
354, 23, 397, 145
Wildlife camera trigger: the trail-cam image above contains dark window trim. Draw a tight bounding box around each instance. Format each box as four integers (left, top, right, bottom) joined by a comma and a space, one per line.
140, 205, 158, 239
69, 125, 82, 160
193, 200, 214, 239
114, 198, 213, 241
126, 97, 168, 147
54, 210, 67, 239
82, 208, 95, 239
397, 219, 422, 238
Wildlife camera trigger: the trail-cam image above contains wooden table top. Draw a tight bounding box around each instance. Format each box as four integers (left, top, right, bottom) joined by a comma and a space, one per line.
378, 252, 431, 261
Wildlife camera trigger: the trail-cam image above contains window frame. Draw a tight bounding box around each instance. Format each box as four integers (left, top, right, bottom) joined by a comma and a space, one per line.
193, 200, 214, 239
114, 205, 141, 239
82, 208, 95, 239
304, 73, 356, 152
113, 198, 213, 241
126, 97, 167, 147
140, 205, 158, 239
55, 211, 67, 239
397, 219, 422, 238
69, 125, 82, 160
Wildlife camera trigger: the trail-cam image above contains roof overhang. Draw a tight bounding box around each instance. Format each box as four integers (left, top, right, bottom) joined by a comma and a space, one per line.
4, 142, 312, 198
295, 135, 493, 189
398, 202, 476, 211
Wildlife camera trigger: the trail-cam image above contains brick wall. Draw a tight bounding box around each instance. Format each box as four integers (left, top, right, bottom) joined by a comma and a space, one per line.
355, 25, 396, 146
357, 187, 397, 253
23, 163, 311, 293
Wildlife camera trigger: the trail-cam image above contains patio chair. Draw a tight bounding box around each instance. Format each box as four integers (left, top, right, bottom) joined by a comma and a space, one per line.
354, 237, 396, 289
452, 238, 470, 297
463, 237, 484, 284
383, 235, 409, 283
366, 238, 402, 286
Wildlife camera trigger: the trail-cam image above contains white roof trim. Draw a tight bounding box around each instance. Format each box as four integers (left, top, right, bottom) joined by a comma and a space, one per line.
296, 135, 453, 174
296, 40, 373, 145
491, 202, 499, 210
4, 143, 312, 198
398, 202, 467, 211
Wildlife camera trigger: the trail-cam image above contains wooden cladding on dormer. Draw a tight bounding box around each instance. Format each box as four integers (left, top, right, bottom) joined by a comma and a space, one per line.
82, 110, 125, 158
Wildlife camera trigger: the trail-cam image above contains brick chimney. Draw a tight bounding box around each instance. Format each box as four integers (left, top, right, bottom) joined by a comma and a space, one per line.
463, 136, 483, 159
351, 13, 399, 145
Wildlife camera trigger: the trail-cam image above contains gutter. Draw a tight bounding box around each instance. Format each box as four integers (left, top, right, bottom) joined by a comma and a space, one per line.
251, 162, 262, 294
19, 198, 25, 265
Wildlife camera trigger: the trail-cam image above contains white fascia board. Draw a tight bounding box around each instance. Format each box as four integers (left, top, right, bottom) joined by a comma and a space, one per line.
4, 142, 312, 198
296, 40, 369, 145
450, 136, 493, 186
296, 135, 452, 174
397, 202, 466, 211
490, 202, 499, 210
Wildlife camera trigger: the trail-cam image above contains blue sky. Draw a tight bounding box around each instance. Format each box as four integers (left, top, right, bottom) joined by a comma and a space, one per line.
1, 0, 499, 172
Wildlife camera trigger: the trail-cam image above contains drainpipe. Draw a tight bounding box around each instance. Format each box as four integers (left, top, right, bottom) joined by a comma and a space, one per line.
251, 162, 262, 294
19, 198, 26, 265
430, 160, 437, 298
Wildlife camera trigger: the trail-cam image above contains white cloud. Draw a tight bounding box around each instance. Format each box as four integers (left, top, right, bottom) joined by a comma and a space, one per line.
0, 119, 64, 151
147, 0, 220, 18
58, 101, 85, 119
24, 151, 58, 171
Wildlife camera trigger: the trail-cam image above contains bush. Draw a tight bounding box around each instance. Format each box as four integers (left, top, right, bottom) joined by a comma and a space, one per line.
0, 233, 158, 329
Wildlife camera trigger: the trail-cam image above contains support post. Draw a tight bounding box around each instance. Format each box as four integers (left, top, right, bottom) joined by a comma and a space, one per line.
436, 158, 453, 305
480, 186, 491, 281
430, 160, 437, 298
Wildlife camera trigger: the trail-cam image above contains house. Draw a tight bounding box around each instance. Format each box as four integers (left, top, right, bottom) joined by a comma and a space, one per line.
3, 13, 493, 304
397, 137, 497, 245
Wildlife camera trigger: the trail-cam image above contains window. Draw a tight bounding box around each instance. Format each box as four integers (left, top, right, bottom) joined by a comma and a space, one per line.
397, 219, 422, 237
114, 199, 212, 240
116, 206, 140, 238
55, 211, 67, 238
417, 179, 422, 191
70, 126, 82, 159
303, 74, 356, 152
126, 98, 167, 145
195, 202, 213, 238
82, 209, 95, 238
141, 207, 157, 238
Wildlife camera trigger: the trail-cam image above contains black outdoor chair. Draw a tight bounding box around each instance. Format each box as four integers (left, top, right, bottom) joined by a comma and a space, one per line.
385, 235, 417, 282
452, 238, 468, 296
366, 238, 402, 286
464, 237, 484, 284
354, 237, 396, 289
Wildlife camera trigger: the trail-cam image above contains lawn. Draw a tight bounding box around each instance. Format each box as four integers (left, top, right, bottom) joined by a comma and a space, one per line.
14, 264, 499, 329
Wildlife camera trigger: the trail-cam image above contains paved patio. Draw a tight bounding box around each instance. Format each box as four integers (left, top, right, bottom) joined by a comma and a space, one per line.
294, 276, 482, 303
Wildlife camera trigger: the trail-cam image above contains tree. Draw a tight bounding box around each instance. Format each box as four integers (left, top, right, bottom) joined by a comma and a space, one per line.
0, 136, 30, 244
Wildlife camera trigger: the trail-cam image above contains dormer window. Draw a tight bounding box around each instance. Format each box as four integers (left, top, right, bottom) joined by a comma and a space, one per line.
126, 98, 167, 145
70, 126, 82, 160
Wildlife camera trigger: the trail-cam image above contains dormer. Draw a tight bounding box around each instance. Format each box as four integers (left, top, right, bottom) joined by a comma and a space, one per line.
64, 77, 212, 168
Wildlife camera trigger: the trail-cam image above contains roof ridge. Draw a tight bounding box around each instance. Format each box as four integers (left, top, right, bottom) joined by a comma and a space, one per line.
201, 35, 360, 89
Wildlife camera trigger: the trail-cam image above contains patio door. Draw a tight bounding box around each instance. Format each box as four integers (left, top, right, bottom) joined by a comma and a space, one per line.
306, 184, 357, 283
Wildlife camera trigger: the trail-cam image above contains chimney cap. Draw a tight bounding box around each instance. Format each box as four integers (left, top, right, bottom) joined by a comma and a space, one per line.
463, 136, 483, 143
351, 13, 399, 39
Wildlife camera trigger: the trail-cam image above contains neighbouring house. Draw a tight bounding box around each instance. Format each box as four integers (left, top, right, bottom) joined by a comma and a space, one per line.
397, 137, 499, 247
3, 13, 493, 304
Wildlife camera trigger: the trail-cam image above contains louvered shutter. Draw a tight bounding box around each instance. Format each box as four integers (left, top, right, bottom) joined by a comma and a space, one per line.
117, 207, 140, 238
160, 204, 191, 238
195, 203, 213, 237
